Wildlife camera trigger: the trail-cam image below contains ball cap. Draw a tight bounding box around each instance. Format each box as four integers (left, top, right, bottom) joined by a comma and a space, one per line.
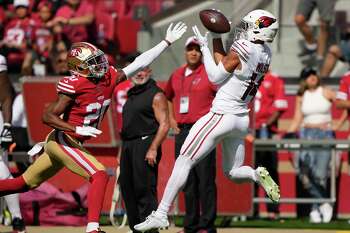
14, 0, 29, 7
300, 67, 317, 80
185, 36, 200, 48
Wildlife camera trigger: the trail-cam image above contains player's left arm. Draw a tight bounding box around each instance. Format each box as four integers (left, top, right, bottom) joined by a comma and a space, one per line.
42, 94, 76, 132
192, 26, 239, 85
145, 92, 170, 166
115, 22, 187, 86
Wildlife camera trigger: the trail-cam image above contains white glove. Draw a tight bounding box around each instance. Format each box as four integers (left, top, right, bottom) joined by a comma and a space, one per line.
192, 25, 209, 48
165, 21, 187, 44
75, 126, 102, 138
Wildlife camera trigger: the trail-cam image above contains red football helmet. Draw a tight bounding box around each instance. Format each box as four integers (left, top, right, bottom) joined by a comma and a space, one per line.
67, 42, 109, 79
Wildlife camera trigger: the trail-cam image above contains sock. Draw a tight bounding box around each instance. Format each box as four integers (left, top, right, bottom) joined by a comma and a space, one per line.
6, 193, 22, 219
0, 161, 22, 218
229, 166, 257, 183
87, 171, 109, 223
157, 155, 193, 217
0, 175, 29, 196
305, 42, 317, 50
86, 222, 99, 232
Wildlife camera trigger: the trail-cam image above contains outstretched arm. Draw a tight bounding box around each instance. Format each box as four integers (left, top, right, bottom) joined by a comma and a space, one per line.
192, 26, 240, 85
122, 22, 187, 79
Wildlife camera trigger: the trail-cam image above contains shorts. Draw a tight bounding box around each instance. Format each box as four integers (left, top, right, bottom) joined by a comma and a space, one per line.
296, 0, 335, 22
22, 130, 105, 188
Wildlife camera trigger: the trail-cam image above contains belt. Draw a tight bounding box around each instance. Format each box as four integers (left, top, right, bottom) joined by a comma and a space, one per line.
178, 123, 194, 129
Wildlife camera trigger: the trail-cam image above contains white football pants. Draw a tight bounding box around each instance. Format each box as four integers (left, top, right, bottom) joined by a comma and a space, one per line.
157, 111, 257, 216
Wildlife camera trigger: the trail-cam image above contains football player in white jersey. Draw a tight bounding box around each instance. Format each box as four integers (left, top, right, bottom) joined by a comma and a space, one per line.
135, 9, 279, 231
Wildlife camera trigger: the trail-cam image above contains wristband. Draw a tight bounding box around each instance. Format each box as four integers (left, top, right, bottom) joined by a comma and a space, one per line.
164, 39, 171, 46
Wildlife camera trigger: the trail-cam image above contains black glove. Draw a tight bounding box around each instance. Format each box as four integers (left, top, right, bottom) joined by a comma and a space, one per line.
1, 123, 13, 149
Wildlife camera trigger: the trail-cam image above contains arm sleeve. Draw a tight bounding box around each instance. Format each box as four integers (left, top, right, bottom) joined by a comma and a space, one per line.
122, 40, 169, 78
337, 77, 349, 100
201, 46, 231, 85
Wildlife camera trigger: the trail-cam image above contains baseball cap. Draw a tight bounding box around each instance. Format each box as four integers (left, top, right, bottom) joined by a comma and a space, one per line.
300, 67, 317, 80
185, 36, 200, 48
14, 0, 29, 7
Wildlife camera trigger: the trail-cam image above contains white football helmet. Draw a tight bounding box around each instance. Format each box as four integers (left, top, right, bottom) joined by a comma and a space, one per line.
234, 9, 278, 43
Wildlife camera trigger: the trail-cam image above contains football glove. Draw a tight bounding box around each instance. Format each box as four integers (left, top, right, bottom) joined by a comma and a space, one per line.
75, 126, 102, 138
192, 25, 209, 48
0, 123, 13, 149
165, 22, 187, 44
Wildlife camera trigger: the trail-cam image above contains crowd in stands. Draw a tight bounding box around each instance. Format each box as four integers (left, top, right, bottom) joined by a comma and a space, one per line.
0, 0, 176, 76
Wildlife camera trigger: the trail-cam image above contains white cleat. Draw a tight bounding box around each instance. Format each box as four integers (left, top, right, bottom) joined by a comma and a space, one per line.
256, 167, 280, 203
134, 211, 169, 232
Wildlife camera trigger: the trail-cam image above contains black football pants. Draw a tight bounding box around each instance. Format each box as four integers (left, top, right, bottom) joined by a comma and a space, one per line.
120, 135, 161, 233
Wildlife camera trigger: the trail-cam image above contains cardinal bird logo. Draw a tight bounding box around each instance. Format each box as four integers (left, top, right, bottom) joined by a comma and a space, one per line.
255, 16, 276, 29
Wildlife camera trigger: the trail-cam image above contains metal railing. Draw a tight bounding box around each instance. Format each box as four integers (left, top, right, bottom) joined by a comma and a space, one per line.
253, 139, 350, 204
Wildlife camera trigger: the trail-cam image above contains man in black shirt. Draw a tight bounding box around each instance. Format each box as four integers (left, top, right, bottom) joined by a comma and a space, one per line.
119, 64, 170, 232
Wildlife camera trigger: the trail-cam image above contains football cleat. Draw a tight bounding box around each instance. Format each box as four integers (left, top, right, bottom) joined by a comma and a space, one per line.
87, 228, 106, 233
12, 217, 26, 233
134, 211, 169, 232
256, 167, 280, 203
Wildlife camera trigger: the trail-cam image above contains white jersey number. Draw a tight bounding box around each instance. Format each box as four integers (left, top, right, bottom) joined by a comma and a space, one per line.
84, 99, 111, 127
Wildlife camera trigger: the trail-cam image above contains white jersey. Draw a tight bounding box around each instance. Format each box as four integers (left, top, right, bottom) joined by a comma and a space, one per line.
210, 39, 272, 115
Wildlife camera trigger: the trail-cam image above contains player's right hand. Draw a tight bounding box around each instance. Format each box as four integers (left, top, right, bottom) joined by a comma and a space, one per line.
75, 126, 102, 138
0, 123, 13, 149
165, 22, 187, 44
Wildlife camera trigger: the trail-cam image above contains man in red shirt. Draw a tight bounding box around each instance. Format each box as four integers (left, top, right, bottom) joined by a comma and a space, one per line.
0, 22, 187, 233
164, 37, 217, 233
254, 71, 288, 219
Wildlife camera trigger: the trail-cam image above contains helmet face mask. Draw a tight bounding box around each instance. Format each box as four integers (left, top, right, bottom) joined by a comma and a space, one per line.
67, 42, 109, 79
86, 50, 109, 78
235, 9, 278, 43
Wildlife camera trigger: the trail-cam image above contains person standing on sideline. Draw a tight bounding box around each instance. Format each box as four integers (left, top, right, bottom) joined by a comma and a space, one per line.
253, 71, 288, 219
119, 65, 170, 232
164, 37, 217, 233
134, 9, 280, 231
0, 54, 27, 233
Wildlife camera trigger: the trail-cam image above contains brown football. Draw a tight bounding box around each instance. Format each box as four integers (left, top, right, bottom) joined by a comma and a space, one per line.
199, 9, 231, 33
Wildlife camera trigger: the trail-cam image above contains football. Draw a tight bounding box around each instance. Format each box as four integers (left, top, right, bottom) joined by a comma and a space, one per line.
199, 9, 231, 33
